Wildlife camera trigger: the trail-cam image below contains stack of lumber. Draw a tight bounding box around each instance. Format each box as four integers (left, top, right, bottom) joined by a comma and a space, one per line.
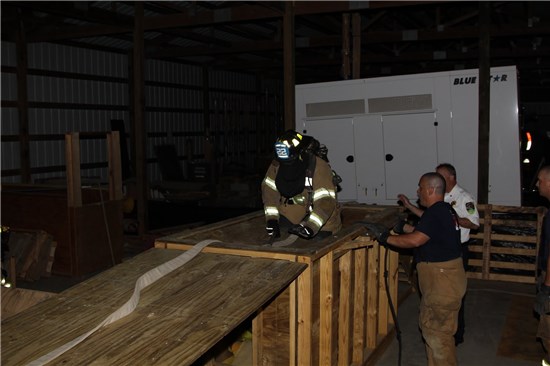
7, 229, 56, 281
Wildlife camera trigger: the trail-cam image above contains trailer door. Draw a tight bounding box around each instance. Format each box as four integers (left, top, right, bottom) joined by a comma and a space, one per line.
302, 118, 357, 202
382, 112, 438, 201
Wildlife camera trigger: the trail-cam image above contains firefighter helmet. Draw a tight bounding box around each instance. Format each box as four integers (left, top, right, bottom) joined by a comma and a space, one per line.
274, 130, 305, 162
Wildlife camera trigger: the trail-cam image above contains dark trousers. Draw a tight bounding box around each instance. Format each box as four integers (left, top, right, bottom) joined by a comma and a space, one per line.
455, 242, 470, 343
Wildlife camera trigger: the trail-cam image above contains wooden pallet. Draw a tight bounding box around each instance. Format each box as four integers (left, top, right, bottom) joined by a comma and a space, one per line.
6, 229, 56, 282
468, 204, 547, 284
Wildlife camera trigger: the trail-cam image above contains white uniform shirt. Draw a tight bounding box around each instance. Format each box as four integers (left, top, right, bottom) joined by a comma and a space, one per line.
444, 184, 480, 244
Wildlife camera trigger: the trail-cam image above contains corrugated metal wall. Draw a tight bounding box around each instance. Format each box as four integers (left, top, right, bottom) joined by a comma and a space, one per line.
2, 42, 19, 182
1, 40, 282, 186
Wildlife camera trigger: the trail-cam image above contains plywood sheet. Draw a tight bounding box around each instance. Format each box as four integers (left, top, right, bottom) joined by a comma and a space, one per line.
1, 288, 56, 320
1, 248, 306, 366
158, 206, 402, 258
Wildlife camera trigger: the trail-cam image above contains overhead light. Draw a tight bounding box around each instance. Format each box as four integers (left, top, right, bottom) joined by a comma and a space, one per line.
526, 132, 532, 151
523, 158, 530, 164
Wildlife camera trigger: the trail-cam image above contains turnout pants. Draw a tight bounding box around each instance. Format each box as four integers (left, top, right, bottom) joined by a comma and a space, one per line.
537, 271, 550, 362
417, 257, 467, 366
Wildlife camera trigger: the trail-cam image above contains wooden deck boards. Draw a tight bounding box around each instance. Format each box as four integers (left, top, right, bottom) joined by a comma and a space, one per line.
1, 248, 306, 366
156, 206, 404, 259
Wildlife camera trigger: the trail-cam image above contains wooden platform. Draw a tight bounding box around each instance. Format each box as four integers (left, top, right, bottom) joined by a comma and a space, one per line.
156, 205, 403, 366
2, 204, 402, 366
1, 248, 306, 365
1, 287, 56, 321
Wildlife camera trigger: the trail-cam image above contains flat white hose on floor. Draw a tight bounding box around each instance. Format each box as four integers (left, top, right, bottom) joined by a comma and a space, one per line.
27, 239, 219, 366
271, 234, 299, 247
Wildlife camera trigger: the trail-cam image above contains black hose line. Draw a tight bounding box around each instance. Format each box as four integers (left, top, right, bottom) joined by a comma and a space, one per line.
384, 244, 402, 366
356, 221, 402, 366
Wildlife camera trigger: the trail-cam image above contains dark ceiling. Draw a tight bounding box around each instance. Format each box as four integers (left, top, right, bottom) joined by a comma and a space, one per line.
2, 1, 550, 102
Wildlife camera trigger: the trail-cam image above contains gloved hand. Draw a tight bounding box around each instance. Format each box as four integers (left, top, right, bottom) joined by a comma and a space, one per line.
266, 220, 280, 238
393, 219, 407, 234
288, 223, 315, 239
362, 223, 390, 246
534, 284, 550, 315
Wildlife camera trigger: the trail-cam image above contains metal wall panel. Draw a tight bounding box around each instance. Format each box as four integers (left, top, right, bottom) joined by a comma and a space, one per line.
2, 40, 281, 185
1, 41, 16, 66
28, 43, 127, 77
1, 108, 18, 134
145, 59, 205, 182
1, 141, 20, 170
1, 73, 17, 100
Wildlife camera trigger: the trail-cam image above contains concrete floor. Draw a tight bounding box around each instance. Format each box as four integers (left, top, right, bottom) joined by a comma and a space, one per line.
376, 279, 544, 366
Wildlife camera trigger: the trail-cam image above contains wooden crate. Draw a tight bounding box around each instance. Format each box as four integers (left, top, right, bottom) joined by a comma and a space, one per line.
1, 185, 123, 276
468, 204, 547, 284
0, 132, 124, 277
155, 204, 403, 366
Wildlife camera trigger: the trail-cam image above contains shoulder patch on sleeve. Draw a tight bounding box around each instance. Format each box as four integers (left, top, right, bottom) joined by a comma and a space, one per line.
465, 202, 476, 214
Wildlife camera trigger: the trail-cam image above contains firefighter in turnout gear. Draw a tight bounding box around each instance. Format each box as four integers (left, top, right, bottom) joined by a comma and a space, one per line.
261, 130, 341, 241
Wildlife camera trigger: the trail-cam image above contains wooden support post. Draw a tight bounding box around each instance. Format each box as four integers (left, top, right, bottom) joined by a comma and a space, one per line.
377, 246, 389, 336
252, 308, 262, 366
482, 204, 493, 279
16, 14, 31, 183
338, 251, 352, 366
289, 279, 297, 366
297, 261, 313, 366
352, 13, 361, 79
283, 2, 295, 131
319, 252, 334, 365
107, 131, 123, 201
352, 248, 367, 364
65, 132, 82, 208
9, 257, 17, 288
342, 13, 351, 80
133, 2, 148, 235
477, 1, 491, 204
366, 244, 379, 349
388, 247, 399, 327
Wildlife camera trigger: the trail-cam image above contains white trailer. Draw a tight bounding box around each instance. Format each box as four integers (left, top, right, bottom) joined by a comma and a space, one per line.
296, 66, 521, 206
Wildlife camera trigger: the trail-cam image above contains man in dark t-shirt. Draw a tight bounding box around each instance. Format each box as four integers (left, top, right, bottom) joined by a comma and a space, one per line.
384, 172, 466, 366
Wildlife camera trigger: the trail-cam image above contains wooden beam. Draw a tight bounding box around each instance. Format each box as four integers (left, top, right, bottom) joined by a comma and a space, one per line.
342, 13, 351, 80
337, 251, 352, 365
366, 243, 379, 349
133, 2, 148, 235
352, 248, 367, 364
319, 251, 334, 365
283, 2, 295, 131
477, 1, 491, 204
65, 132, 82, 208
107, 131, 123, 201
352, 13, 361, 79
297, 261, 313, 366
16, 14, 30, 183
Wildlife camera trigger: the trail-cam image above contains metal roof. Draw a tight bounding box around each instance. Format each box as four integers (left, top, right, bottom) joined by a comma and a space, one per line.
2, 1, 549, 101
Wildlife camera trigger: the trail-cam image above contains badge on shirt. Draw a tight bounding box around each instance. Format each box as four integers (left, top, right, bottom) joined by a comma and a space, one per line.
466, 202, 476, 214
